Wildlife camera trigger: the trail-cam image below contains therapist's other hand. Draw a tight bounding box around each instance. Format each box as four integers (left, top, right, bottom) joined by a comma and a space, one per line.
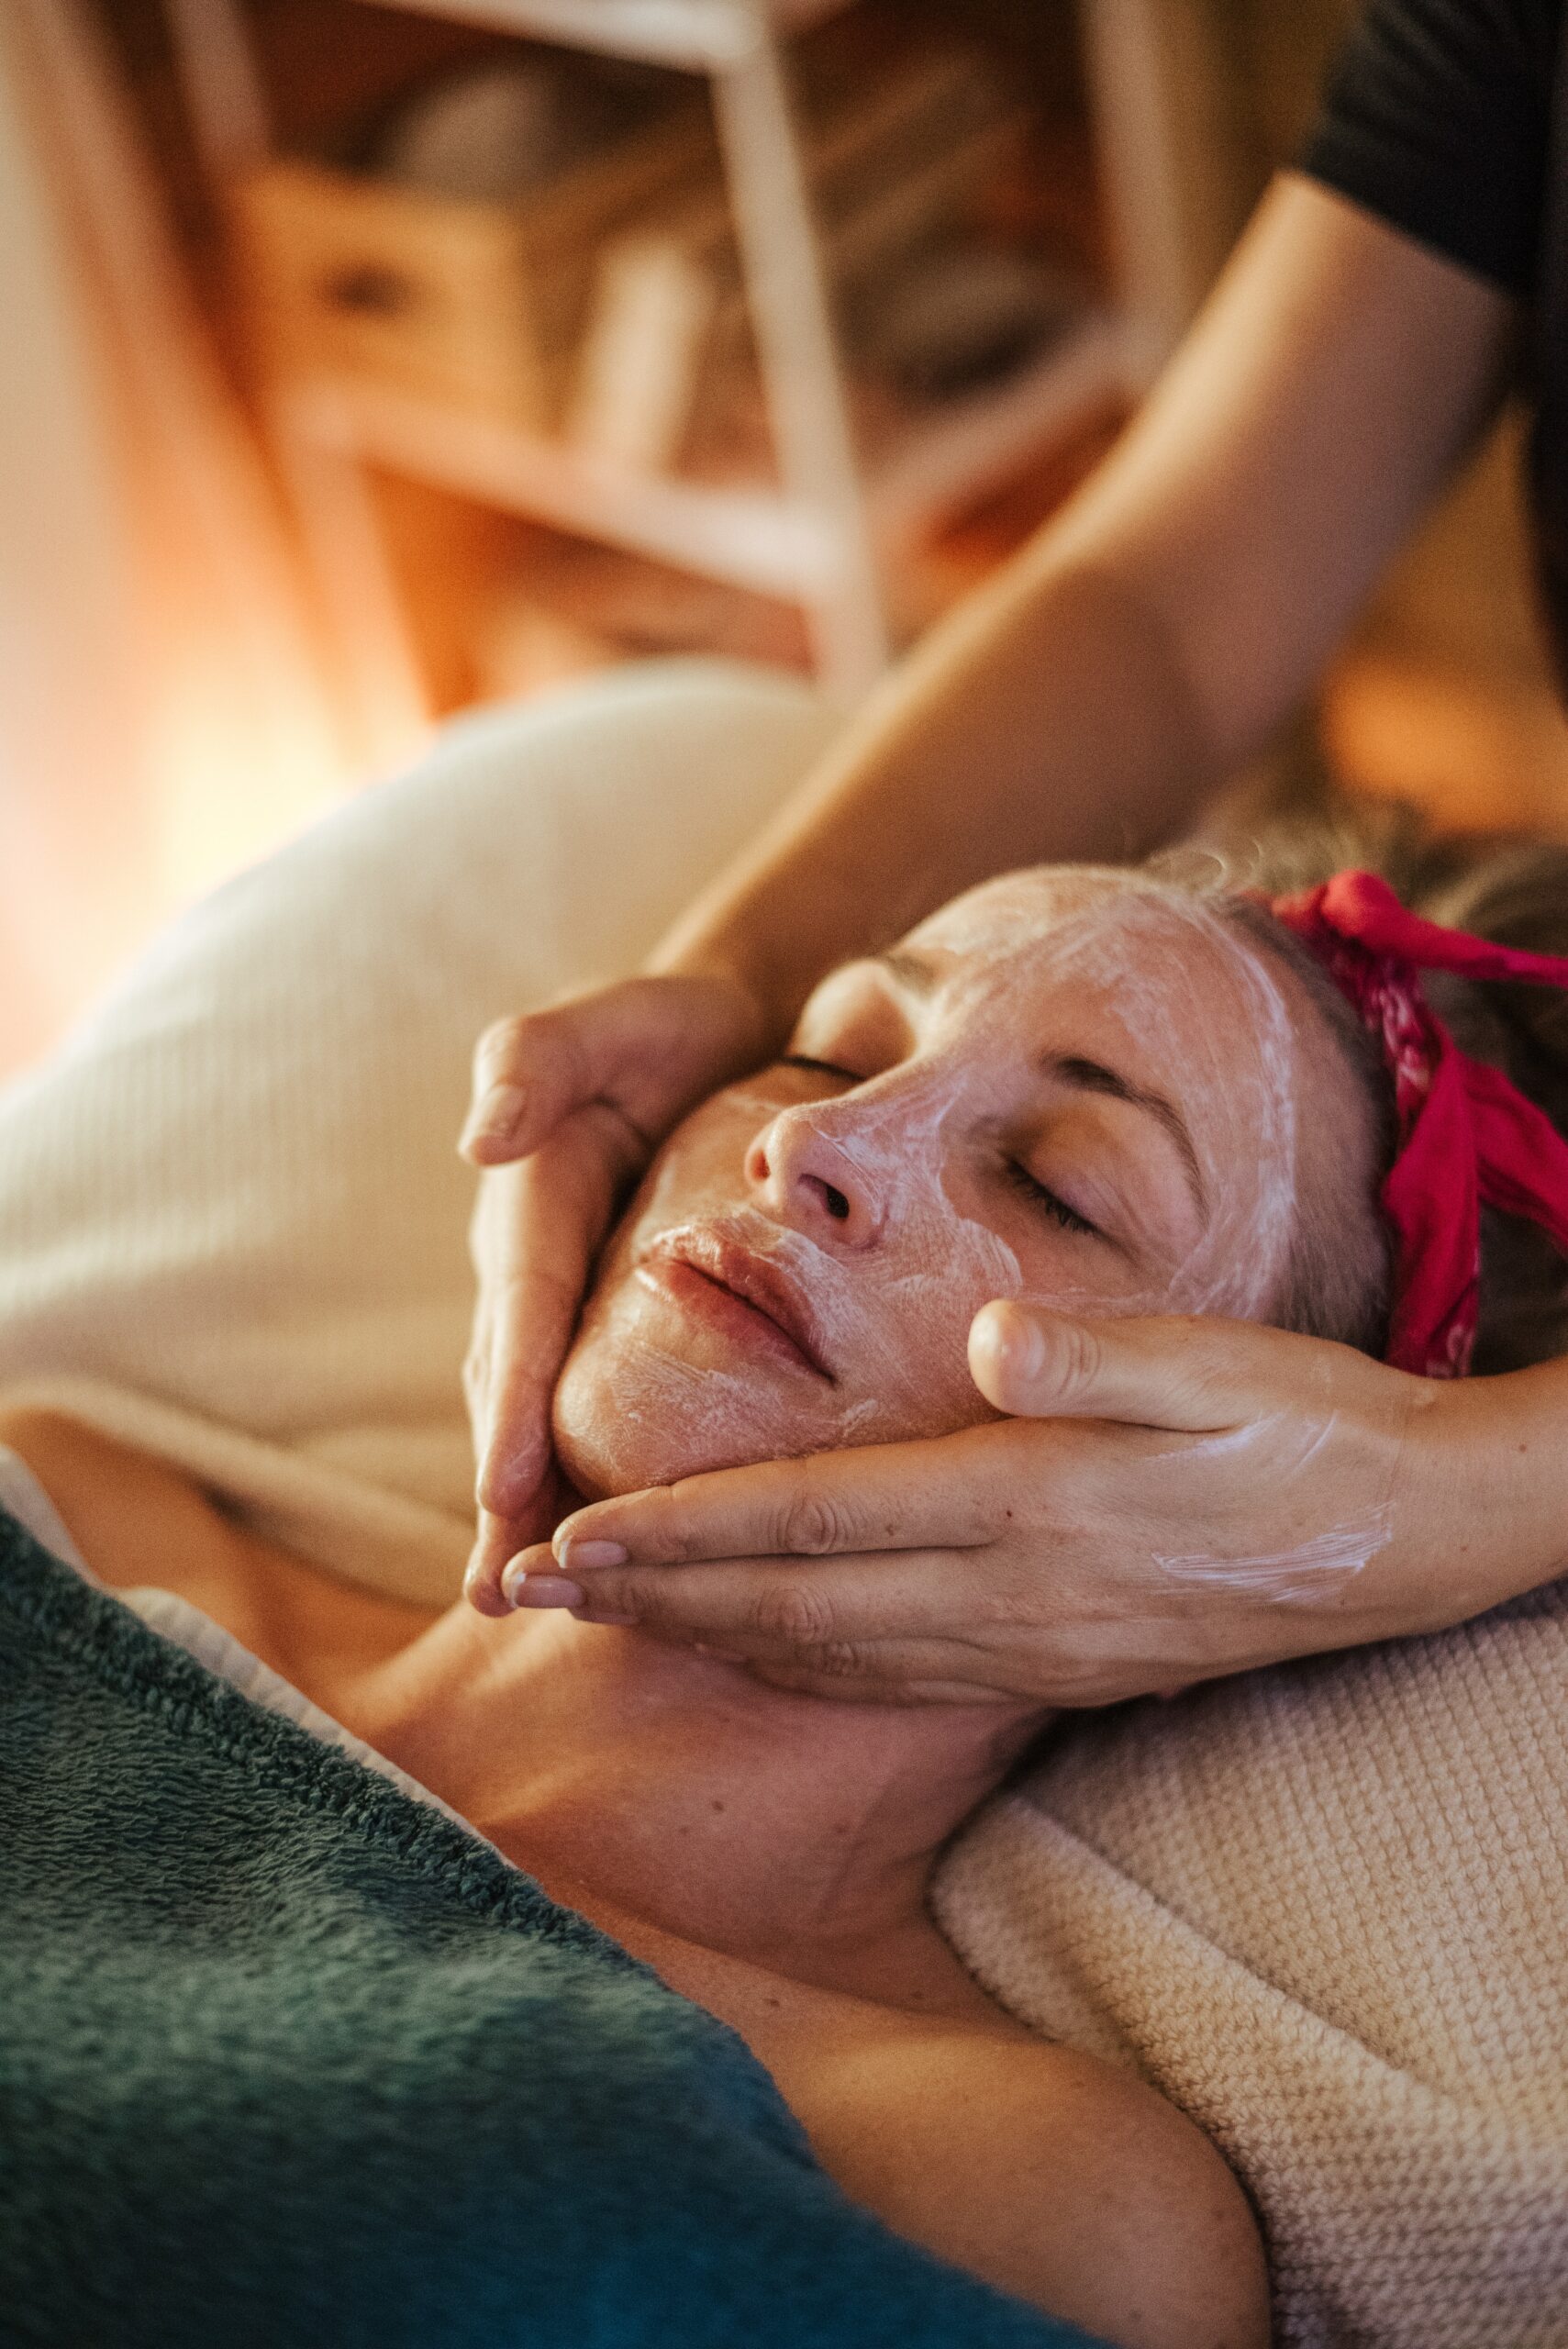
508, 1304, 1547, 1701
459, 974, 768, 1612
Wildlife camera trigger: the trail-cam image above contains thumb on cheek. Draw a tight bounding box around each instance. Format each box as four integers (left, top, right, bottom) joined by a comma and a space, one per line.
968, 1300, 1100, 1417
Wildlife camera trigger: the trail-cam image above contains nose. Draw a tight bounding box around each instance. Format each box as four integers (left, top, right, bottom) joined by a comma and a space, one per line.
746, 1107, 885, 1247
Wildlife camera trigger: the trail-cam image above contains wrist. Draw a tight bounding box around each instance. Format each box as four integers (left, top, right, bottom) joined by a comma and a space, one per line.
1402, 1361, 1568, 1628
1473, 1356, 1568, 1591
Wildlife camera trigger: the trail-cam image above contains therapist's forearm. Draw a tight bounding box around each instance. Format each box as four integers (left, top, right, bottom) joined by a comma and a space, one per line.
1422, 1349, 1568, 1626
649, 547, 1218, 1030
647, 174, 1513, 1035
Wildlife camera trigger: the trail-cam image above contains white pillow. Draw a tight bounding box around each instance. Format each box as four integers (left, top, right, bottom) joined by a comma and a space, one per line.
0, 659, 835, 1600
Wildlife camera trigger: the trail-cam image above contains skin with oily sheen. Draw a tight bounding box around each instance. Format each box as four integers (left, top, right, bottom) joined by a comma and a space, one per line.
553, 868, 1318, 1504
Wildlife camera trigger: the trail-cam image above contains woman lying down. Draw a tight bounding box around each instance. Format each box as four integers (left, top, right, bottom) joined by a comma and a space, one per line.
6, 831, 1568, 2349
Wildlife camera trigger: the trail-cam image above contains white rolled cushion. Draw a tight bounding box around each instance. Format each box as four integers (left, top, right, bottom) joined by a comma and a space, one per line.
0, 659, 835, 1600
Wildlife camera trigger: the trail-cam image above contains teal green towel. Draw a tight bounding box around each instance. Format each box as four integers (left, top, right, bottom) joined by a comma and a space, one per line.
0, 1510, 1105, 2348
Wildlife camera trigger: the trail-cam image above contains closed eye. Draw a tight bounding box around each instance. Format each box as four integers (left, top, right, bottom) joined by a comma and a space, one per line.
1004, 1160, 1100, 1238
784, 1063, 1102, 1238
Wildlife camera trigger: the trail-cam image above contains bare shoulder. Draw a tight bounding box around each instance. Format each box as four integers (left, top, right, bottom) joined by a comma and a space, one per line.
0, 1405, 227, 1585
810, 2012, 1269, 2349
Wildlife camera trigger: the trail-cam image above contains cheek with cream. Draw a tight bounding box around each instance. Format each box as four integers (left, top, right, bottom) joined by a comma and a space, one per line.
551, 1064, 1026, 1502
552, 871, 1303, 1502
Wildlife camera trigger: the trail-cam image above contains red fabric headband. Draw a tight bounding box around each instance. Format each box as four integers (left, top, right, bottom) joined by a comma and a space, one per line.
1266, 869, 1568, 1377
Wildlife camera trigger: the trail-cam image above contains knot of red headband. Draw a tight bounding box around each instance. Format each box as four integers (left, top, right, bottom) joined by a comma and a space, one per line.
1267, 869, 1568, 1376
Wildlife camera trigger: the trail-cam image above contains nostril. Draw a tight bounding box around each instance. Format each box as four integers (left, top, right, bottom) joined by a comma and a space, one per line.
823, 1184, 851, 1222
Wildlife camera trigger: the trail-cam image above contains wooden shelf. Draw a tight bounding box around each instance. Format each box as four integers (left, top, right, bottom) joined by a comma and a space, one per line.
168, 0, 1179, 735
284, 308, 1125, 602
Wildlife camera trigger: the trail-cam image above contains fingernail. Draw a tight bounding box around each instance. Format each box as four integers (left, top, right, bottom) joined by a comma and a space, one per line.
555, 1537, 628, 1572
506, 1570, 586, 1609
460, 1082, 527, 1153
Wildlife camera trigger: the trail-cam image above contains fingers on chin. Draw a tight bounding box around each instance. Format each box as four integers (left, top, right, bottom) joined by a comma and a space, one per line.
477, 1431, 552, 1517
463, 1555, 515, 1616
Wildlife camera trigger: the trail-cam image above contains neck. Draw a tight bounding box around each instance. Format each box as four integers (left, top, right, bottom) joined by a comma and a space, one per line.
336, 1607, 1040, 1985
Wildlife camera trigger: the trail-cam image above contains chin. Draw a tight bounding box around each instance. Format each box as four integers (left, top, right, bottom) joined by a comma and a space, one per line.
551, 1338, 780, 1502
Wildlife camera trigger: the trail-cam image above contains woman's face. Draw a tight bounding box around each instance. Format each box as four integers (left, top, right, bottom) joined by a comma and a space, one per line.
553, 869, 1307, 1500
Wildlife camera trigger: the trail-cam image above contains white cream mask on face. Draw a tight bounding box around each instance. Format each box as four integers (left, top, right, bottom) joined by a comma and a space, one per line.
553, 1060, 1027, 1497
901, 872, 1301, 1324
552, 870, 1304, 1500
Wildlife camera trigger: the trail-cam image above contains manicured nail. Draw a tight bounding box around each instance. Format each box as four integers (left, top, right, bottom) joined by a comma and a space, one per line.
505, 1570, 586, 1609
460, 1082, 527, 1153
555, 1537, 628, 1572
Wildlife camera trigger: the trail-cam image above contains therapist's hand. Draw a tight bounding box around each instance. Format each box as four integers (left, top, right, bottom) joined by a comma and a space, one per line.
460, 973, 769, 1611
505, 1304, 1564, 1701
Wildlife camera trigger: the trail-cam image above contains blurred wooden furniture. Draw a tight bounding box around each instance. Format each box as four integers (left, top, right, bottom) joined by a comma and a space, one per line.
165, 0, 1240, 757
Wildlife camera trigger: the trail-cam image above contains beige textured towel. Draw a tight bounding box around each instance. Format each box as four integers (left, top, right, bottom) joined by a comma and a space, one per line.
933, 1582, 1568, 2347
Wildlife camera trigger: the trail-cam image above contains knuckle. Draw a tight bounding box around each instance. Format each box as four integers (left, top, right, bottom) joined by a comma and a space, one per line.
639, 1484, 699, 1564
797, 1639, 870, 1679
478, 1427, 544, 1514
973, 1569, 1028, 1628
776, 1492, 853, 1558
474, 1458, 510, 1516
581, 1573, 636, 1621
754, 1579, 838, 1649
1047, 1315, 1105, 1398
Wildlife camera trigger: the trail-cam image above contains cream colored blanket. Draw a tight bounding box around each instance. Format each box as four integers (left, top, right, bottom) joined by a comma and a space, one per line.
0, 662, 838, 1601
1, 659, 1562, 2344
933, 1588, 1568, 2347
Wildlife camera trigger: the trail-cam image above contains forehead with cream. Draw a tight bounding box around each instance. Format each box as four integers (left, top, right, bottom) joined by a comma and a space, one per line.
551, 866, 1302, 1499
899, 866, 1300, 1319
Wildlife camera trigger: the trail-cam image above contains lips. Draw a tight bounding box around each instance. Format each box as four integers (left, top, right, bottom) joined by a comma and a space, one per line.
639, 1225, 834, 1380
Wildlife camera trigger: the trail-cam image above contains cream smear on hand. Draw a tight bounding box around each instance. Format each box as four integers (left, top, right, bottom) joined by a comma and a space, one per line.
1147, 1410, 1395, 1603
1153, 1513, 1394, 1604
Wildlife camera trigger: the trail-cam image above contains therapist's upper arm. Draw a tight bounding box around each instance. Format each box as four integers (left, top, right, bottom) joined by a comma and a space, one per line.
1050, 170, 1518, 769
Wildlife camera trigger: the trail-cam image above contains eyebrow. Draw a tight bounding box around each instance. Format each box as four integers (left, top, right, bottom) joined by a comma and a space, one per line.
1048, 1055, 1209, 1220
873, 950, 1209, 1223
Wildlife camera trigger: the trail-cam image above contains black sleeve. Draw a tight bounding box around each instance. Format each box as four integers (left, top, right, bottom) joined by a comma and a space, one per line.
1298, 0, 1560, 295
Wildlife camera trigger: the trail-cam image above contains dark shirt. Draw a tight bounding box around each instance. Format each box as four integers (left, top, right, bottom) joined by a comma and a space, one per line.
1301, 0, 1559, 295
1299, 0, 1568, 675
